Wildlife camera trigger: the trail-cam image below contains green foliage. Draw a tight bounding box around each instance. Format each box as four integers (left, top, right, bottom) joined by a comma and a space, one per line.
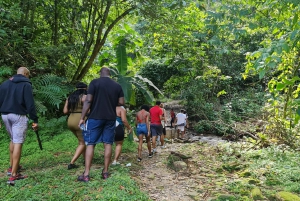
139, 59, 181, 95
31, 74, 72, 116
276, 192, 300, 201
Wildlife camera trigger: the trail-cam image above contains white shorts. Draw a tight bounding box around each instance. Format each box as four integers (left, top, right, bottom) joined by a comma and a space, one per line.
177, 125, 185, 132
2, 114, 28, 143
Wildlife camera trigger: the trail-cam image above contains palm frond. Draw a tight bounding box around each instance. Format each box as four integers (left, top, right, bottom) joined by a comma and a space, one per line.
135, 75, 164, 96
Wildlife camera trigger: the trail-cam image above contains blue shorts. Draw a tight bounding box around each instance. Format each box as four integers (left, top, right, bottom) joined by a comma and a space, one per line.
150, 124, 163, 137
83, 119, 115, 145
136, 123, 148, 137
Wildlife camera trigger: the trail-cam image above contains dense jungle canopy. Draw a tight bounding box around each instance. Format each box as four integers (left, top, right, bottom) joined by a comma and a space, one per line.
1, 0, 300, 145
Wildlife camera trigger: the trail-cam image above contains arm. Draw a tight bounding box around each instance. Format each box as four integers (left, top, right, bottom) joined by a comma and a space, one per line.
63, 99, 69, 114
78, 94, 93, 127
135, 113, 138, 127
146, 113, 150, 134
121, 108, 131, 131
118, 97, 125, 106
24, 84, 38, 123
24, 84, 38, 130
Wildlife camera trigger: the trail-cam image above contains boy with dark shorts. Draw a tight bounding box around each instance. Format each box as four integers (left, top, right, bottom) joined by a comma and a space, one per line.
149, 101, 164, 153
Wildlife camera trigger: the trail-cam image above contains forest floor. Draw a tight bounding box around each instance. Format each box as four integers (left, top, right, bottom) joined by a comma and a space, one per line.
127, 130, 238, 201
124, 128, 300, 201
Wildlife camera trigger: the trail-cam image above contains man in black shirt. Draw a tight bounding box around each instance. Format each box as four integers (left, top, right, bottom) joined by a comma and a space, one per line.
78, 67, 124, 181
0, 67, 38, 185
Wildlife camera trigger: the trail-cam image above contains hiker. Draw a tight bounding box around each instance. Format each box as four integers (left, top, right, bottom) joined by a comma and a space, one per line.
170, 108, 175, 127
63, 82, 87, 170
149, 101, 164, 153
175, 109, 187, 139
77, 67, 124, 181
183, 110, 189, 130
112, 106, 132, 165
0, 67, 38, 185
158, 103, 167, 147
135, 105, 152, 162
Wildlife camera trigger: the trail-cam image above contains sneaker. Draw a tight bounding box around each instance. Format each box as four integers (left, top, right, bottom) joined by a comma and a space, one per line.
137, 157, 142, 162
152, 148, 157, 153
148, 152, 153, 158
111, 160, 120, 165
67, 164, 79, 170
101, 170, 109, 180
77, 174, 90, 182
7, 165, 22, 176
7, 173, 27, 185
161, 145, 166, 149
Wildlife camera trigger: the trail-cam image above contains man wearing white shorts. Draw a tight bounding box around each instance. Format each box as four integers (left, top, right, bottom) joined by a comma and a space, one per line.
175, 109, 186, 139
0, 67, 38, 185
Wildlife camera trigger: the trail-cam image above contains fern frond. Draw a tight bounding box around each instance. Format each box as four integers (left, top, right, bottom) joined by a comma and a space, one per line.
31, 74, 72, 114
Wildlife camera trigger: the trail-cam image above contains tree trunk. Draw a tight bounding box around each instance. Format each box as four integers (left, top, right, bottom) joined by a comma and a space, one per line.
72, 3, 136, 81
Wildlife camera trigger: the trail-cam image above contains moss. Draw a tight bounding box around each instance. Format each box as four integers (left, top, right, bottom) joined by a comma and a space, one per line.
216, 194, 236, 201
276, 191, 300, 201
251, 187, 264, 200
239, 169, 251, 177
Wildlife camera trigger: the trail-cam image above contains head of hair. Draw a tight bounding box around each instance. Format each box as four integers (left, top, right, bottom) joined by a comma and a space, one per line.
181, 109, 184, 113
100, 67, 111, 77
76, 82, 87, 89
67, 82, 87, 112
155, 100, 161, 106
17, 67, 30, 78
140, 105, 149, 112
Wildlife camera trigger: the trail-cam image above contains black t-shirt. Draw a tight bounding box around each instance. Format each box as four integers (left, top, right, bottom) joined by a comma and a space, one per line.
87, 77, 124, 120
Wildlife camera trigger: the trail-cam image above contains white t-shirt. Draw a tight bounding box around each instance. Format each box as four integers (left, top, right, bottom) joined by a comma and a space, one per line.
176, 113, 186, 125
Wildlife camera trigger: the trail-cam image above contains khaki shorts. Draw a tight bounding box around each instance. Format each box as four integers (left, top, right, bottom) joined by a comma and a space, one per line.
2, 114, 28, 143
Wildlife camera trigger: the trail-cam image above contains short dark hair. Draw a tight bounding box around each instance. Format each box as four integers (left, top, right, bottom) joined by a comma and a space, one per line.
141, 105, 149, 112
156, 101, 161, 105
76, 82, 87, 89
181, 109, 184, 112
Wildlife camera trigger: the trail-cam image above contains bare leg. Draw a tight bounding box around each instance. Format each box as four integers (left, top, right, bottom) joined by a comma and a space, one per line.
181, 130, 184, 138
83, 145, 95, 176
70, 139, 86, 164
9, 141, 13, 166
160, 134, 164, 146
103, 143, 112, 173
11, 143, 22, 176
70, 145, 86, 164
152, 135, 157, 150
113, 141, 123, 162
146, 135, 151, 154
138, 135, 144, 158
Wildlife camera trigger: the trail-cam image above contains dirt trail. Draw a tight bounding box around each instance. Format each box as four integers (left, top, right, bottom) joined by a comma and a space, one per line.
132, 143, 197, 201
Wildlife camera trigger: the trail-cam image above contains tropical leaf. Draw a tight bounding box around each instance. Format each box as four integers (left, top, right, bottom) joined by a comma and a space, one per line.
132, 80, 154, 104
116, 40, 128, 75
117, 75, 133, 103
135, 75, 164, 96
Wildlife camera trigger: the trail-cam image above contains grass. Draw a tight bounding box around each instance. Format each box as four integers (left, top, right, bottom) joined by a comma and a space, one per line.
174, 141, 300, 200
0, 128, 150, 201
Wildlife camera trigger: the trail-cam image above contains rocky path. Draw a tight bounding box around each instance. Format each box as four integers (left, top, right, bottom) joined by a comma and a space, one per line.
132, 144, 196, 201
130, 133, 227, 201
